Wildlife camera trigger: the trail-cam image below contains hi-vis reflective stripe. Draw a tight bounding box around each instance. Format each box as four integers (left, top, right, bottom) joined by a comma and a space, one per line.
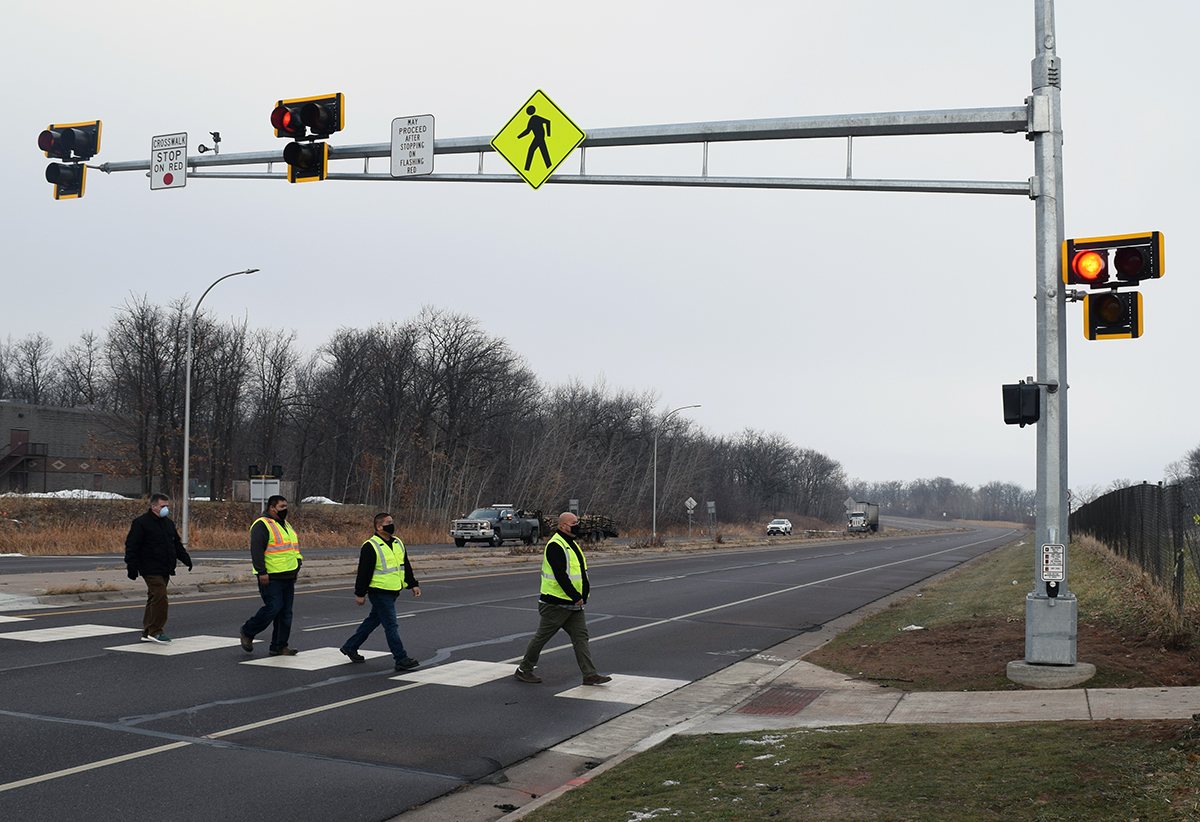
542, 571, 584, 581
372, 538, 402, 572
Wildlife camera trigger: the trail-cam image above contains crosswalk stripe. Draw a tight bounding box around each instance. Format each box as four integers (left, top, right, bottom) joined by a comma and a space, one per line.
391, 659, 514, 687
0, 624, 139, 642
555, 674, 689, 705
241, 647, 391, 670
106, 635, 243, 655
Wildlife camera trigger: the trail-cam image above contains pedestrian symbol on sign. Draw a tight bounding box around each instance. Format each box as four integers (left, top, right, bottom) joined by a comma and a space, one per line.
491, 90, 585, 190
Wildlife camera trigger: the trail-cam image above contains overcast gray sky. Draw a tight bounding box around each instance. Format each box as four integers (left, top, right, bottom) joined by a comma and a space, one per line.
3, 0, 1196, 493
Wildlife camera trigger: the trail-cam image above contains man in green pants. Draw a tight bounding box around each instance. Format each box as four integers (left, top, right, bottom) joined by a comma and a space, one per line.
515, 511, 611, 686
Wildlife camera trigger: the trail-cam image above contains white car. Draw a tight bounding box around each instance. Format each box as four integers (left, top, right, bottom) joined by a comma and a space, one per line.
767, 518, 793, 536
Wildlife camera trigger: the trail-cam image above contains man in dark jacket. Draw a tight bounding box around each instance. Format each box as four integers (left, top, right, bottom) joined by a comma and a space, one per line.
124, 493, 192, 644
340, 512, 421, 671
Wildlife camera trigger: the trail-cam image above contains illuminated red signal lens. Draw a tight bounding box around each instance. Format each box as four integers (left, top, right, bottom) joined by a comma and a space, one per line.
271, 105, 304, 135
1072, 250, 1106, 281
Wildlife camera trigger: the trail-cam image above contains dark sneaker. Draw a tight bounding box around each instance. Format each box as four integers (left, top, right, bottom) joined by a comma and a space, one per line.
268, 647, 298, 656
514, 668, 542, 684
582, 674, 612, 686
239, 631, 253, 653
145, 633, 171, 644
394, 657, 420, 671
340, 647, 365, 663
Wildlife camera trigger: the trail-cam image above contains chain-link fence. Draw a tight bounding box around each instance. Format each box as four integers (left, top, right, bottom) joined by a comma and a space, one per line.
1069, 479, 1200, 613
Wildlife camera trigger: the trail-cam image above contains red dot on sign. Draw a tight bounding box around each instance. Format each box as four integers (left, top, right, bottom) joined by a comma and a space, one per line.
163, 173, 174, 185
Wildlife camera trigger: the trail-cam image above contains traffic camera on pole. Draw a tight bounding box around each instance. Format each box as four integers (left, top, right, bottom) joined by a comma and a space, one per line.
1062, 231, 1164, 340
38, 120, 101, 200
271, 93, 343, 183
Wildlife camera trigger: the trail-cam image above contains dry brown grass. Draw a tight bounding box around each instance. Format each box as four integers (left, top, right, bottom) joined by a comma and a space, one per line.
43, 581, 120, 595
0, 498, 452, 555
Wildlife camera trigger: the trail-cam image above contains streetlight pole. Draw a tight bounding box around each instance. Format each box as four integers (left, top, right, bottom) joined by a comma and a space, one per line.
653, 404, 700, 541
181, 268, 257, 551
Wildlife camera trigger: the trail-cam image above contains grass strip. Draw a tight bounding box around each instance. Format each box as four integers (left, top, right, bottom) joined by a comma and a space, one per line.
526, 722, 1200, 821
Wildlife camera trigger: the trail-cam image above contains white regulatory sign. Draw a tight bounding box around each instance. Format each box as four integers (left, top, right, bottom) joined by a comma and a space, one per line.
150, 132, 187, 190
391, 115, 434, 177
1041, 542, 1065, 582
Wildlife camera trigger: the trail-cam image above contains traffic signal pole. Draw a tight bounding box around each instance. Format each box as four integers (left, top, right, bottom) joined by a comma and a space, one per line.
1014, 0, 1089, 684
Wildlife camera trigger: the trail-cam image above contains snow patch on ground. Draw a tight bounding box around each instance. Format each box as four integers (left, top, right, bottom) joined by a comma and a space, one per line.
301, 496, 342, 505
0, 489, 129, 500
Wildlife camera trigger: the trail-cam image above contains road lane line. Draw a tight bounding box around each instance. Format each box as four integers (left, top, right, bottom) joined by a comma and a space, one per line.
0, 742, 191, 793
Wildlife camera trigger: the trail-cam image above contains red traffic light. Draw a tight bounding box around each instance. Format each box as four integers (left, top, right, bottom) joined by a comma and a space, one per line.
1071, 250, 1107, 283
39, 121, 101, 161
271, 104, 305, 138
271, 93, 344, 139
1063, 232, 1164, 287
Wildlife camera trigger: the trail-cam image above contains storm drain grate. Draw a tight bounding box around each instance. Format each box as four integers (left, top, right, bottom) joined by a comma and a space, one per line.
736, 687, 823, 716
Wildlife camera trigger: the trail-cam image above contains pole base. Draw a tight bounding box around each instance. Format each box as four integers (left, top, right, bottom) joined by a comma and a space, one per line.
1006, 660, 1095, 689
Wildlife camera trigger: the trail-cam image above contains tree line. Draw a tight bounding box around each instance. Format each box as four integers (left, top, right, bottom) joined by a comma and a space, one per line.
0, 298, 852, 529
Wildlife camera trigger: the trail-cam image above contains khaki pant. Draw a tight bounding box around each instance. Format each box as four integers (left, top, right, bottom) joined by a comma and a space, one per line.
142, 574, 169, 637
519, 601, 597, 678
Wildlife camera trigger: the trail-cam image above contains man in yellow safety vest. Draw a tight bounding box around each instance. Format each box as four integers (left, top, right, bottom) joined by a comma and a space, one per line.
340, 512, 421, 671
239, 495, 302, 655
515, 511, 611, 686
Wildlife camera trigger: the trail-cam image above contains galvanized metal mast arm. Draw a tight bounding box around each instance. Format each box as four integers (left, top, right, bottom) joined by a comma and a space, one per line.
97, 105, 1031, 174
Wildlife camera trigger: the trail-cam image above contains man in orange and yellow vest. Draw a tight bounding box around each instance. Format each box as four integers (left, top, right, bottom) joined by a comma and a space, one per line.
239, 495, 303, 656
339, 512, 421, 671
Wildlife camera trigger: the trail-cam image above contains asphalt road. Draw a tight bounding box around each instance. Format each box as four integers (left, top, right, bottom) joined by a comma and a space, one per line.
0, 524, 1020, 821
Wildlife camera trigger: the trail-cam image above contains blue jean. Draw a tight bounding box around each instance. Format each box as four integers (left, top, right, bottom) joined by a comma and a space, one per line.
242, 577, 295, 653
343, 589, 408, 663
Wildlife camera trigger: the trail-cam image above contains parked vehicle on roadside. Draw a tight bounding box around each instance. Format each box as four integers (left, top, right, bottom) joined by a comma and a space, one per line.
767, 518, 793, 536
450, 505, 540, 547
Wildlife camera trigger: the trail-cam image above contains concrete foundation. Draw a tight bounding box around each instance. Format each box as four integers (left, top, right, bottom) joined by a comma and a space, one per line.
1006, 660, 1096, 689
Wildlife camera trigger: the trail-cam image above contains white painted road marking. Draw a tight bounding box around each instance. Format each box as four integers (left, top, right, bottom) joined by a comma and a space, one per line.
391, 659, 514, 687
0, 614, 32, 623
241, 647, 390, 670
556, 674, 688, 705
107, 635, 244, 655
0, 624, 139, 642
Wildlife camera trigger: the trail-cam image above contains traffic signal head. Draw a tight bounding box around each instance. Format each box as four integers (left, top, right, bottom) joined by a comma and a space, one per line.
271, 93, 344, 139
1084, 291, 1142, 340
45, 162, 85, 199
1063, 231, 1164, 287
38, 121, 101, 161
1002, 382, 1040, 427
282, 140, 328, 183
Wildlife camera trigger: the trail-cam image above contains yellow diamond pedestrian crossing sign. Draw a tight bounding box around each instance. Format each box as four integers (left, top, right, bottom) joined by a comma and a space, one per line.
491, 90, 585, 190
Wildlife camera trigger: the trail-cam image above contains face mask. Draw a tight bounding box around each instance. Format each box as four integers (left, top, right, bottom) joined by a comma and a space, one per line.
382, 523, 395, 535
158, 506, 169, 518
569, 523, 581, 537
276, 509, 288, 522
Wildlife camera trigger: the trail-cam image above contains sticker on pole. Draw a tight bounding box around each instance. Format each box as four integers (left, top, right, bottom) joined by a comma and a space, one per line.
150, 133, 187, 190
391, 115, 434, 177
491, 90, 584, 190
1041, 543, 1065, 582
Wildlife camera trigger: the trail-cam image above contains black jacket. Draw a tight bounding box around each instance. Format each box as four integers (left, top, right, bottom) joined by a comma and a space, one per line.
124, 510, 191, 577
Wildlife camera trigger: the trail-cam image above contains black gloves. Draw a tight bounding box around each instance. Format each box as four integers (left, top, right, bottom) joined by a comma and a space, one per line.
185, 562, 193, 571
127, 567, 138, 580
